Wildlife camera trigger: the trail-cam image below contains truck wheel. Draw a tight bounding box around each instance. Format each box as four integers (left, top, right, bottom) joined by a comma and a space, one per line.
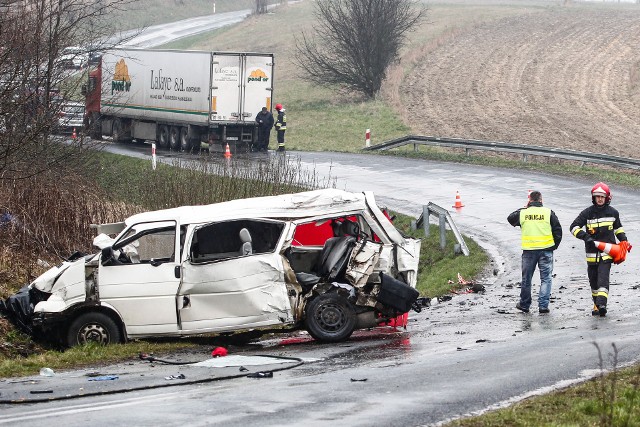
158, 125, 170, 149
67, 312, 122, 347
179, 127, 192, 152
304, 292, 356, 343
87, 113, 102, 140
169, 126, 180, 151
112, 119, 125, 143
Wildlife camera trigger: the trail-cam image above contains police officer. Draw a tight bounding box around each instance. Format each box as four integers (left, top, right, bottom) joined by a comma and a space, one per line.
508, 190, 562, 314
570, 182, 631, 317
274, 103, 287, 152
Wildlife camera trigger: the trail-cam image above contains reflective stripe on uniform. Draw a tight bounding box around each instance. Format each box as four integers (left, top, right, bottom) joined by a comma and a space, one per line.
596, 288, 609, 298
615, 227, 625, 235
522, 235, 554, 248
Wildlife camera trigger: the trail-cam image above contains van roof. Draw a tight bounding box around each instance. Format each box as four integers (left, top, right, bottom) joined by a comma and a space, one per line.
125, 189, 369, 226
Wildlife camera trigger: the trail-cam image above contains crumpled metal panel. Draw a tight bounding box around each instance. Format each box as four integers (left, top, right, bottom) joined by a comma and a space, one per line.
345, 240, 383, 287
179, 254, 292, 329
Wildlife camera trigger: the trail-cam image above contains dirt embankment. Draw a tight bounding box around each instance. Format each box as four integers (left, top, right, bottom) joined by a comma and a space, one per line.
401, 7, 640, 159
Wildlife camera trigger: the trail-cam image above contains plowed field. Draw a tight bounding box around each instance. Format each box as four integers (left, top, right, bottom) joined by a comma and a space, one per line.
402, 7, 640, 158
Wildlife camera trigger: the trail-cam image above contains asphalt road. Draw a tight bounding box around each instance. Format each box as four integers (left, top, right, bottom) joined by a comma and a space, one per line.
3, 145, 635, 426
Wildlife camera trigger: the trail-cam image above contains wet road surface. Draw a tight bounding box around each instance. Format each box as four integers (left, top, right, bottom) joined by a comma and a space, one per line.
6, 144, 637, 426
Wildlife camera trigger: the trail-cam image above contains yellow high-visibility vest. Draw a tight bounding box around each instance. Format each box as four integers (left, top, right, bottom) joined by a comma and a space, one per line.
519, 206, 554, 250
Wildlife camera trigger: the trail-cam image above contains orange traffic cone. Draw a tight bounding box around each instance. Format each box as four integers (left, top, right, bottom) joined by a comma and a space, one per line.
452, 191, 464, 208
224, 143, 232, 158
594, 240, 627, 264
72, 128, 77, 140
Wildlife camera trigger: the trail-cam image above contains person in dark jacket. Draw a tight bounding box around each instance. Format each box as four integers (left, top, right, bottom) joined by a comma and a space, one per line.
508, 190, 562, 314
274, 103, 286, 152
255, 107, 274, 152
570, 182, 631, 317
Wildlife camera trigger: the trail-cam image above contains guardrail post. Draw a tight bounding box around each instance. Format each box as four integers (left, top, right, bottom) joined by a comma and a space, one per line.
439, 213, 446, 250
414, 143, 418, 152
523, 153, 528, 163
422, 205, 430, 237
465, 148, 470, 157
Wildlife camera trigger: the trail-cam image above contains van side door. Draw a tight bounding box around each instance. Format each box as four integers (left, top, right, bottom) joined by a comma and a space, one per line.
178, 219, 292, 332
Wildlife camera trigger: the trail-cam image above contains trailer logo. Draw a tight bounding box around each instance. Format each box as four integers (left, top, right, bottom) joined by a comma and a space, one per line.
112, 59, 131, 94
248, 69, 269, 83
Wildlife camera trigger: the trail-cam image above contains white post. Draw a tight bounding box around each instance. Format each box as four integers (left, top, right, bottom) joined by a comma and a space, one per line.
152, 143, 157, 170
213, 1, 216, 14
365, 128, 370, 148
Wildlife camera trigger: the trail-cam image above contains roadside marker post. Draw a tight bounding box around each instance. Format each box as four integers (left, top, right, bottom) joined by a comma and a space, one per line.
365, 129, 370, 148
152, 143, 157, 170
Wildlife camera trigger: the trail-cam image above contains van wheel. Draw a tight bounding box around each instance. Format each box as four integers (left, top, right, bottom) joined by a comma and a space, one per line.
158, 125, 170, 149
305, 293, 356, 343
169, 126, 180, 151
67, 312, 121, 347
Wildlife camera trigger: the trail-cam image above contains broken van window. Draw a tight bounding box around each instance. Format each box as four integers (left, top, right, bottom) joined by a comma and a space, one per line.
114, 221, 177, 264
190, 219, 285, 263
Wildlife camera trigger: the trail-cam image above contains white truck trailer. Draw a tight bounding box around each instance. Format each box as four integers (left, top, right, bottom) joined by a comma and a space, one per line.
84, 48, 275, 152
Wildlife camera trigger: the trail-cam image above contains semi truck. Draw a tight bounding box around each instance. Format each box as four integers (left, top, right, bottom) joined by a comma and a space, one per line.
83, 48, 275, 152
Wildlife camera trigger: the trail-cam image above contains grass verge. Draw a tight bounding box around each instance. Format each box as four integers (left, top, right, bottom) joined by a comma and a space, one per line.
447, 357, 640, 426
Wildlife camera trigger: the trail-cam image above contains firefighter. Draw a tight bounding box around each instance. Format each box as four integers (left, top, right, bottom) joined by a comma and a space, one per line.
274, 103, 287, 152
570, 182, 631, 317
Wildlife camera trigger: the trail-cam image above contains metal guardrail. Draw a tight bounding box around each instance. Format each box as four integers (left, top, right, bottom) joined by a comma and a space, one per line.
364, 135, 640, 170
411, 202, 470, 256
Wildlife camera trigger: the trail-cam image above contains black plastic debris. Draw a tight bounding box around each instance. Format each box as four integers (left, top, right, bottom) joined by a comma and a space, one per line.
350, 378, 368, 382
411, 297, 431, 312
247, 371, 273, 379
30, 390, 53, 394
439, 295, 453, 302
239, 366, 249, 372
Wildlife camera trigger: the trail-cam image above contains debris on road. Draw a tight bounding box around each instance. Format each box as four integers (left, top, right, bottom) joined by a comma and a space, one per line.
246, 371, 273, 379
88, 375, 119, 381
164, 374, 186, 380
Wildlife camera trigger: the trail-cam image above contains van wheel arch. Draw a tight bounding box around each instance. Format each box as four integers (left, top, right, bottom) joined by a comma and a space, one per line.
304, 292, 356, 343
65, 307, 125, 347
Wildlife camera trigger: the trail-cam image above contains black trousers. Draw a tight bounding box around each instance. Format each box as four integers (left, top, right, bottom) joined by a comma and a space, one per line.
277, 130, 285, 149
257, 128, 271, 150
587, 262, 611, 307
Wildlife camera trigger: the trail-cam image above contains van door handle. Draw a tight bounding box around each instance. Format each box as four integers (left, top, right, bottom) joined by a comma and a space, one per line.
174, 266, 181, 278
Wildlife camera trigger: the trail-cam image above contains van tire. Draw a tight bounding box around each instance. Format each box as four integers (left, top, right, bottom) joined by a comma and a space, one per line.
304, 292, 356, 343
67, 312, 121, 347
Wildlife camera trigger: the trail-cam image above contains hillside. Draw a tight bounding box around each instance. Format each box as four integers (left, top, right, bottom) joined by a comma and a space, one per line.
401, 5, 640, 159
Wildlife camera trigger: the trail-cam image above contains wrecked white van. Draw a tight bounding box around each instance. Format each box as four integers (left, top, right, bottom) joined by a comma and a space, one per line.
1, 189, 421, 347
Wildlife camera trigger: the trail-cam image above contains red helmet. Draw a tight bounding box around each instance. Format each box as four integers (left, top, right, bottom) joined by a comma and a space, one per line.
275, 103, 283, 111
591, 182, 611, 205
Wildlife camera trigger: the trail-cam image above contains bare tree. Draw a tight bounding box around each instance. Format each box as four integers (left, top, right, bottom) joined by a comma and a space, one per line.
256, 0, 268, 14
295, 0, 426, 98
0, 0, 137, 181
295, 0, 424, 99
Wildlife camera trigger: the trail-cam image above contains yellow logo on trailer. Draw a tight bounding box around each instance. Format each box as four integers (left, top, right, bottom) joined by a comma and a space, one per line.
248, 69, 269, 82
